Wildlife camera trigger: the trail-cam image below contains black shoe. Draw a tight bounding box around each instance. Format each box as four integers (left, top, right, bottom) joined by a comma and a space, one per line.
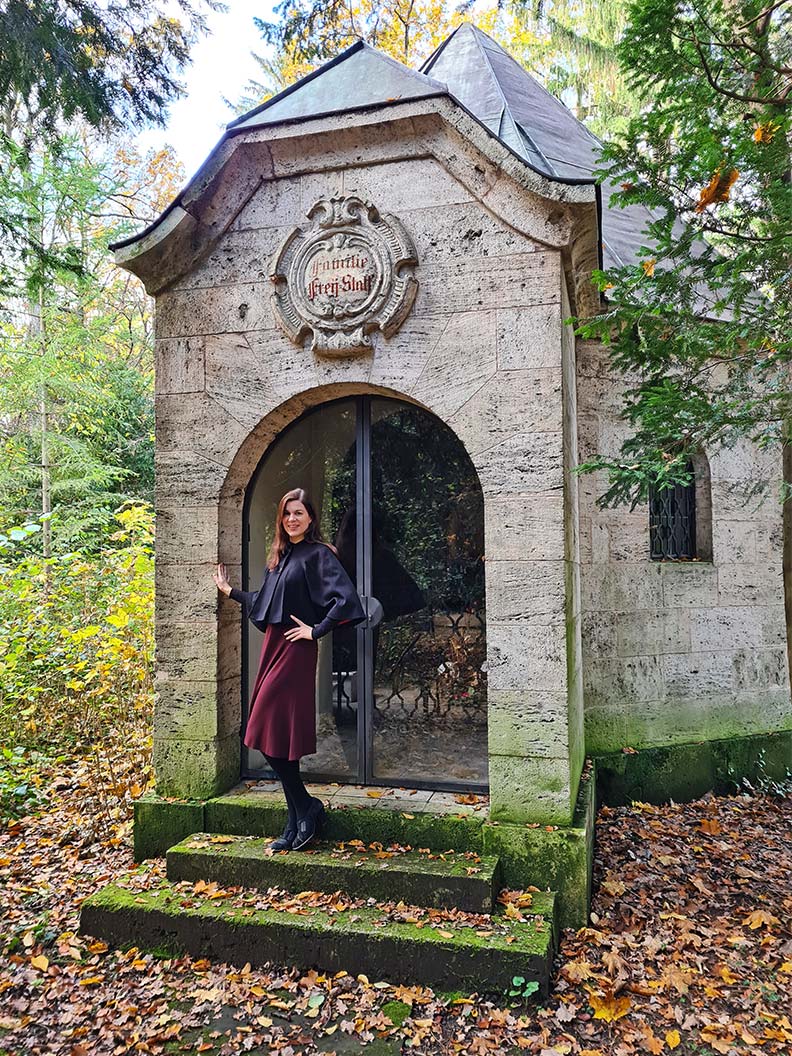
267, 823, 297, 852
291, 798, 326, 851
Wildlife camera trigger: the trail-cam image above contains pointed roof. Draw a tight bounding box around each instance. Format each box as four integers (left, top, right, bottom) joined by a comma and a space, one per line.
111, 31, 595, 263
229, 40, 447, 130
422, 23, 600, 181
422, 23, 656, 270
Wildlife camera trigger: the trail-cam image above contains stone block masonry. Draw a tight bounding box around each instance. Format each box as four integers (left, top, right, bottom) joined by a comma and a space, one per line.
143, 118, 589, 824
577, 340, 791, 755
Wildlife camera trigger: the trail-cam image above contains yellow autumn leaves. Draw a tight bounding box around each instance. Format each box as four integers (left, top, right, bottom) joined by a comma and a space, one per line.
689, 120, 777, 216
695, 167, 740, 213
753, 121, 778, 144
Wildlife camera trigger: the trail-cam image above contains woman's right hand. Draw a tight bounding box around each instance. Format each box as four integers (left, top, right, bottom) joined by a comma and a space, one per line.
213, 562, 232, 596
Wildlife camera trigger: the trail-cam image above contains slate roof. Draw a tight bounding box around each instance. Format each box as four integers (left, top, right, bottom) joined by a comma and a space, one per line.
228, 40, 447, 130
421, 23, 655, 270
227, 23, 653, 273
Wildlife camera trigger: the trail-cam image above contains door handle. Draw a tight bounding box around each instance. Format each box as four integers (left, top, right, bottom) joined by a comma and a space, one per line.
360, 595, 384, 628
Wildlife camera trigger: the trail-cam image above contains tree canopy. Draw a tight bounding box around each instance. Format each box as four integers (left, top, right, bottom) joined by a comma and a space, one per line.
0, 0, 217, 135
576, 0, 791, 506
237, 1, 636, 137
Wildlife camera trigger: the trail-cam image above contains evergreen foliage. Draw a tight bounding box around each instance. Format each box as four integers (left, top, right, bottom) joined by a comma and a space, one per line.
575, 0, 791, 507
0, 0, 216, 134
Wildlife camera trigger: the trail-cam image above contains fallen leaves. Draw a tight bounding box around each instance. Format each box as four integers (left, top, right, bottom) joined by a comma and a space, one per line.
697, 816, 722, 835
601, 949, 626, 978
715, 963, 738, 984
742, 908, 780, 929
661, 965, 696, 995
587, 987, 632, 1022
1, 742, 790, 1056
562, 959, 596, 984
600, 878, 626, 897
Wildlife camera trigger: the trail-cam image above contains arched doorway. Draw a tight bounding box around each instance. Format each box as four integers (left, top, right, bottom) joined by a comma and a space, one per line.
242, 395, 488, 791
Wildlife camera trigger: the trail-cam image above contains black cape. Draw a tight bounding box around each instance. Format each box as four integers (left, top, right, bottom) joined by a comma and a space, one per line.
230, 540, 366, 639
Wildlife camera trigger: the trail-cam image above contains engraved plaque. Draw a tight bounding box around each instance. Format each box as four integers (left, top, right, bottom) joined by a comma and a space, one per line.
270, 196, 419, 356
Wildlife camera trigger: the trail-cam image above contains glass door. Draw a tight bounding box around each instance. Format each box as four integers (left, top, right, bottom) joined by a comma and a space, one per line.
242, 395, 488, 791
365, 398, 488, 788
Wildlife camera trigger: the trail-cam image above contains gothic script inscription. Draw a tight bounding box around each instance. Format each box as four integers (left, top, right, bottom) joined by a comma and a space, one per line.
270, 196, 418, 356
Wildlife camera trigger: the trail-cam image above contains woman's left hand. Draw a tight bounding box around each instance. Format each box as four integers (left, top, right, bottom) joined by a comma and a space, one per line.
284, 614, 315, 641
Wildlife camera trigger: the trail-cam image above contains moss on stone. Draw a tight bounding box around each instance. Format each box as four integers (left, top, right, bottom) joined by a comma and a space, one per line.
168, 835, 500, 912
79, 878, 554, 994
83, 880, 551, 954
133, 771, 595, 929
205, 795, 486, 852
381, 1000, 411, 1027
482, 771, 594, 931
134, 795, 205, 861
594, 730, 792, 807
204, 795, 287, 836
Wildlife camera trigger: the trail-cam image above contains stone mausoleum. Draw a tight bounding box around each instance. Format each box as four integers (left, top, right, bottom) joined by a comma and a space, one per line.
82, 25, 791, 965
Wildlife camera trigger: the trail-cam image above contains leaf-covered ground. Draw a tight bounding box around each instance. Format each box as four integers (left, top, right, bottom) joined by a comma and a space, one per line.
1, 741, 790, 1056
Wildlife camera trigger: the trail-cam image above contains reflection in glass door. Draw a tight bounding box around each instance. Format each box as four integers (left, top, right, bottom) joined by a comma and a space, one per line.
366, 399, 487, 786
242, 396, 488, 791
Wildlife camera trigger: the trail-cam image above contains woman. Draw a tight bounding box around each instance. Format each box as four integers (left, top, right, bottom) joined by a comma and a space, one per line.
214, 488, 365, 852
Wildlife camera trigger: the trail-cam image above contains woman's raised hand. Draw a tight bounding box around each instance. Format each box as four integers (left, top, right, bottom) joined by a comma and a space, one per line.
213, 563, 232, 596
284, 614, 314, 641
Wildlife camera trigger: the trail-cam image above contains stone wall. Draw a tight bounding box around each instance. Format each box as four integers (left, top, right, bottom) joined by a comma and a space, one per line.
577, 339, 791, 753
151, 126, 586, 823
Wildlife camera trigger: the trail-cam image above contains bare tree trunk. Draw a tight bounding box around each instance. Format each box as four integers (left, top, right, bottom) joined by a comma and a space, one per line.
40, 389, 51, 569
23, 155, 52, 592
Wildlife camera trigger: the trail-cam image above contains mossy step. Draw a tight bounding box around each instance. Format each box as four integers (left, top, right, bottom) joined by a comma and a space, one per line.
203, 793, 486, 854
79, 879, 556, 997
166, 832, 502, 913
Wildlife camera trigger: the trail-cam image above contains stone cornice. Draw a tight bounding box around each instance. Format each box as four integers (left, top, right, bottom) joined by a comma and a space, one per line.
113, 96, 600, 316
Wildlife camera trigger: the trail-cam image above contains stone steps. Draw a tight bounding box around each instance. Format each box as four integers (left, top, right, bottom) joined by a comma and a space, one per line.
166, 832, 502, 913
79, 874, 557, 996
91, 784, 596, 994
133, 772, 596, 933
201, 792, 486, 854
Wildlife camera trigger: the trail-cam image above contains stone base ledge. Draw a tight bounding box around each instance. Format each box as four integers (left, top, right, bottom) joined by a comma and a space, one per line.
593, 729, 792, 807
79, 881, 556, 997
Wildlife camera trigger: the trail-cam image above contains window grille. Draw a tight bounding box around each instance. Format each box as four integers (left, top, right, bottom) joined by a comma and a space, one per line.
649, 465, 697, 560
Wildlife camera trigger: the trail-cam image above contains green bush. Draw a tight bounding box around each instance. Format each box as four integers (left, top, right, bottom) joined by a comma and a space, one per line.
0, 503, 154, 748
0, 745, 49, 820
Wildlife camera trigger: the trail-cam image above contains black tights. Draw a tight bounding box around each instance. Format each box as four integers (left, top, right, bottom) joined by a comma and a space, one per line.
263, 754, 312, 826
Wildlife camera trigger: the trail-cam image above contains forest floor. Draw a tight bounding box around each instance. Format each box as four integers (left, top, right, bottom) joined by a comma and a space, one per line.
0, 736, 790, 1056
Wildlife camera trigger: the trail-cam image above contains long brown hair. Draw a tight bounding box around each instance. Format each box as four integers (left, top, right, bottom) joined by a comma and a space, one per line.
266, 488, 326, 570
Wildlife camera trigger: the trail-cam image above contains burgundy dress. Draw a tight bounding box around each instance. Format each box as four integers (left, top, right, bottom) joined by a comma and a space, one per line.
244, 624, 318, 759
229, 540, 366, 761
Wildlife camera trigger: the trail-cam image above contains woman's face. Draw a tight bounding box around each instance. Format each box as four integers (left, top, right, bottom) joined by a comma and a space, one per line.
282, 500, 312, 541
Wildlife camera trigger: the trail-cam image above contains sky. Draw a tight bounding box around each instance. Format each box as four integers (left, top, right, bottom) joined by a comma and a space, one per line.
136, 0, 276, 182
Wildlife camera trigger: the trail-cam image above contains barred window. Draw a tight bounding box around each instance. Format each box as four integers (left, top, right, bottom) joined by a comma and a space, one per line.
649, 463, 697, 560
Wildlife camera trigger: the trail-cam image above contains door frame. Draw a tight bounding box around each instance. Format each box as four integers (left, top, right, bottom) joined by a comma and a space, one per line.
240, 394, 488, 793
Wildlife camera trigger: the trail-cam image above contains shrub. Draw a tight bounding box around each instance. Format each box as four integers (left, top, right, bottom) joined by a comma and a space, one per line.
0, 503, 154, 749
